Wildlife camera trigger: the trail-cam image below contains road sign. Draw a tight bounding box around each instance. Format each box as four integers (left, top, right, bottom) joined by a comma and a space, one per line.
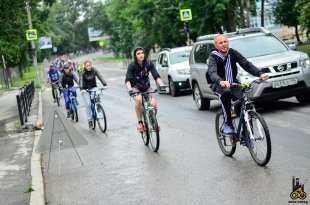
26, 29, 37, 41
180, 9, 192, 21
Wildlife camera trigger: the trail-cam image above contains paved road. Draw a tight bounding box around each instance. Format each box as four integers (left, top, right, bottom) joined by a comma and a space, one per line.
40, 53, 310, 205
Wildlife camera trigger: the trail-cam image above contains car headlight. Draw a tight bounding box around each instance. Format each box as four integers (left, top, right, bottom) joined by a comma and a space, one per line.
176, 68, 189, 75
300, 58, 310, 68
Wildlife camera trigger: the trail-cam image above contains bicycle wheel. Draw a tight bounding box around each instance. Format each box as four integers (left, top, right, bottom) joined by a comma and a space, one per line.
147, 110, 160, 152
215, 110, 236, 156
91, 104, 96, 130
55, 90, 60, 106
71, 101, 78, 122
245, 111, 271, 166
96, 103, 107, 133
141, 114, 149, 146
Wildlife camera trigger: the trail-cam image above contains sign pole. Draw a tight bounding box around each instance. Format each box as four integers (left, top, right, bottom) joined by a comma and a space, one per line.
26, 1, 40, 87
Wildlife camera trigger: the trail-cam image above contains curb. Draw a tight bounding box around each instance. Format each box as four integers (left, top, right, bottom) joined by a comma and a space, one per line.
30, 91, 45, 205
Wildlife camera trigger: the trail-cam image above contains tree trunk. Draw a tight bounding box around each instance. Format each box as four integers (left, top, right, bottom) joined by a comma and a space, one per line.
239, 0, 245, 28
294, 24, 301, 43
245, 0, 251, 27
261, 0, 264, 27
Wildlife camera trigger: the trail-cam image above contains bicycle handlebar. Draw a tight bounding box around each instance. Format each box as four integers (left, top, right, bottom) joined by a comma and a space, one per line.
230, 79, 264, 89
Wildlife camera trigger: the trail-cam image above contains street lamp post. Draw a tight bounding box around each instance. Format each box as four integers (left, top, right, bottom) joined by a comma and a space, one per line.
26, 1, 40, 87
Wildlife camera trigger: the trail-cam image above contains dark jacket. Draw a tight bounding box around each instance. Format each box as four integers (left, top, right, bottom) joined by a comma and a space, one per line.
125, 60, 160, 92
208, 48, 263, 87
80, 67, 107, 90
60, 71, 79, 88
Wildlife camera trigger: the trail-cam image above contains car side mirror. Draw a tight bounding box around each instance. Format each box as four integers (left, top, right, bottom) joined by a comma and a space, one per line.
288, 43, 297, 50
162, 63, 168, 67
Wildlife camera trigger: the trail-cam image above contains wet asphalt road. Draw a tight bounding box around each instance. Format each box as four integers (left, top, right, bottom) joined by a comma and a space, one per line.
41, 52, 310, 205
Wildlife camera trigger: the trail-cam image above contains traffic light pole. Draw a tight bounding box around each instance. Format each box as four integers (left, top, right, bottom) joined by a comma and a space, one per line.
26, 1, 40, 87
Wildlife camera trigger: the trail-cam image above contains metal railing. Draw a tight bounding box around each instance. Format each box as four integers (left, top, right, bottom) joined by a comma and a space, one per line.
16, 81, 35, 126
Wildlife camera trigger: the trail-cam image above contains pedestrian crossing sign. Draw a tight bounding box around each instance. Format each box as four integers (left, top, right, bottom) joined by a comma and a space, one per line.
26, 29, 37, 41
180, 9, 192, 21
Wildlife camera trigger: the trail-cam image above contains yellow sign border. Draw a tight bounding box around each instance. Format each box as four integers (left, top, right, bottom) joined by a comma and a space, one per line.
26, 29, 37, 41
180, 9, 192, 21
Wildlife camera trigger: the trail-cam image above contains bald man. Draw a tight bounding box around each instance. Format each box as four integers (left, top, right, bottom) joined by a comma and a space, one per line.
208, 34, 269, 134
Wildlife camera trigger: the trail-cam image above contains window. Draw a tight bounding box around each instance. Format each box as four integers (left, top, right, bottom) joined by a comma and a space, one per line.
194, 43, 213, 64
169, 50, 191, 64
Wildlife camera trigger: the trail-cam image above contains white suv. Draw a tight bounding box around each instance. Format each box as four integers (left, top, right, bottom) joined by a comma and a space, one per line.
156, 46, 192, 96
189, 27, 310, 110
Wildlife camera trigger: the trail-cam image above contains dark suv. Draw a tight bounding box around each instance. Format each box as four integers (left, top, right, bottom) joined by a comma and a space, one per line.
189, 27, 310, 110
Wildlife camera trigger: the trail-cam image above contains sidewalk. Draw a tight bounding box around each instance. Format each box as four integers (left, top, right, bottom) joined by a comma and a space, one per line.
0, 89, 42, 205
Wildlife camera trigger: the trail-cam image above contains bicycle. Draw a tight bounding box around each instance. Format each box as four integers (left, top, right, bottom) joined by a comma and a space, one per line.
51, 82, 61, 106
65, 86, 79, 122
87, 87, 107, 133
132, 89, 162, 152
215, 79, 272, 166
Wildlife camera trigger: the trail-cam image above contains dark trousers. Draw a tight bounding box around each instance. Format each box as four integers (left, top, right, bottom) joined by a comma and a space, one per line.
214, 86, 243, 126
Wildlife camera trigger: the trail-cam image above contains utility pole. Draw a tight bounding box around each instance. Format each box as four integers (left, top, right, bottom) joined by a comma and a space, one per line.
26, 1, 40, 87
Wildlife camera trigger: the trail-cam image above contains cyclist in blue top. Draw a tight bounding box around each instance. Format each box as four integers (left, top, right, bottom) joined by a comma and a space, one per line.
46, 64, 61, 102
59, 64, 79, 118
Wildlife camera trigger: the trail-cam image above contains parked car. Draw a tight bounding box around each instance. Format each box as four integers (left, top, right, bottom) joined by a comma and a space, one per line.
156, 46, 192, 96
189, 27, 310, 110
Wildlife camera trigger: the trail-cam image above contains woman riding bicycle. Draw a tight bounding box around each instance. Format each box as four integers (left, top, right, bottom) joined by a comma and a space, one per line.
60, 63, 79, 118
80, 60, 108, 128
208, 34, 269, 135
125, 46, 165, 133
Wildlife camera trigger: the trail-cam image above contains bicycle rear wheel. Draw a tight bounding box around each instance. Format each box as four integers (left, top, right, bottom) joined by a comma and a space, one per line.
215, 110, 236, 156
96, 104, 107, 133
147, 110, 160, 152
245, 111, 271, 166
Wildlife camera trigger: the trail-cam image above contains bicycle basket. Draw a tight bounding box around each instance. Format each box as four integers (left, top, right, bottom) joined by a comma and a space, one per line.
244, 89, 253, 100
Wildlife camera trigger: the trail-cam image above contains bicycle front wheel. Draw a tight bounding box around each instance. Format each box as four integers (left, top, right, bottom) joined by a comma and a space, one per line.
96, 104, 107, 133
215, 110, 236, 156
55, 90, 60, 106
245, 111, 271, 166
71, 101, 78, 122
141, 115, 149, 146
147, 110, 160, 152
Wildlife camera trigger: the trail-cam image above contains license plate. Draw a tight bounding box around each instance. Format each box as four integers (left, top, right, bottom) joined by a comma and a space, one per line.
272, 78, 298, 88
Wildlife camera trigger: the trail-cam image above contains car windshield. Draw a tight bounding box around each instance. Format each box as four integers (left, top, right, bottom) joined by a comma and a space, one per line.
230, 35, 288, 58
169, 50, 191, 64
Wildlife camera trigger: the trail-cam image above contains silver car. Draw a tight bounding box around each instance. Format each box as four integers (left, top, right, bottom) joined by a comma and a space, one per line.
189, 27, 310, 110
156, 46, 192, 96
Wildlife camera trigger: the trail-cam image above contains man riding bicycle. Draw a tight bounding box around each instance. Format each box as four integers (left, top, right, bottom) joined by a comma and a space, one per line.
208, 34, 269, 135
125, 46, 166, 133
80, 60, 108, 128
46, 63, 61, 102
60, 63, 79, 118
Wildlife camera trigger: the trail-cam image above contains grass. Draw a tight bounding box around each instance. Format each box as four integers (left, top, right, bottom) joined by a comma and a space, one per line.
96, 56, 131, 62
297, 43, 310, 56
12, 64, 43, 89
24, 183, 34, 193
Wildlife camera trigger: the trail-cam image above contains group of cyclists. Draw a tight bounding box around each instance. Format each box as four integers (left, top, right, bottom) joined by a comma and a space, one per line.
46, 34, 269, 134
46, 60, 107, 128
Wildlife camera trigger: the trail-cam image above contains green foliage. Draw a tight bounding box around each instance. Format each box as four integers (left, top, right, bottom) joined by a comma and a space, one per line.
296, 0, 310, 34
24, 183, 34, 193
273, 0, 299, 27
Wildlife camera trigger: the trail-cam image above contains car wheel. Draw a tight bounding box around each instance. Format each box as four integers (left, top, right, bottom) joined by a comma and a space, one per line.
169, 78, 179, 97
296, 93, 310, 104
193, 83, 210, 110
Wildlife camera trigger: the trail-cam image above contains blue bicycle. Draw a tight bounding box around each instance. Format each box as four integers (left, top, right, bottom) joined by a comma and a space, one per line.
215, 79, 272, 166
87, 87, 107, 133
66, 87, 79, 122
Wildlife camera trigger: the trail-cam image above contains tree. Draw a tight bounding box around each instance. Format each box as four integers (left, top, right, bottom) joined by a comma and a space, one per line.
296, 0, 310, 38
273, 0, 301, 43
